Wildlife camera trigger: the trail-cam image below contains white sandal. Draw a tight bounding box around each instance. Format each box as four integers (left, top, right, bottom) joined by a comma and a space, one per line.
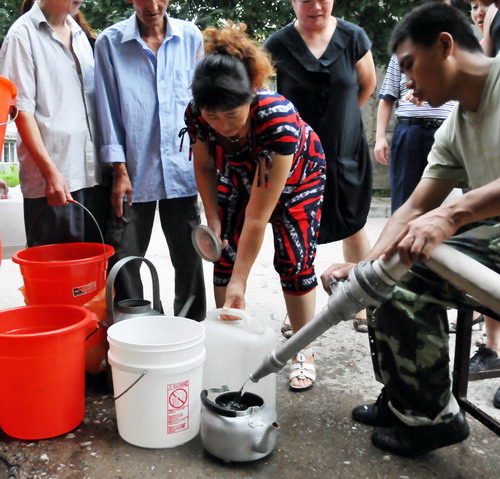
289, 348, 316, 392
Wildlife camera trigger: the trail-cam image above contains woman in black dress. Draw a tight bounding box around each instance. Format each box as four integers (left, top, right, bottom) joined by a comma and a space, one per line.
265, 0, 377, 332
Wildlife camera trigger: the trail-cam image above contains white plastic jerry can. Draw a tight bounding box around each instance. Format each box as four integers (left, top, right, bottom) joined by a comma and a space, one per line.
202, 308, 277, 408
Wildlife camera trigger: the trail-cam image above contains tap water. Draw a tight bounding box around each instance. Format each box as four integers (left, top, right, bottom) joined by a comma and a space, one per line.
235, 378, 249, 401
217, 396, 250, 411
217, 379, 249, 411
215, 379, 263, 412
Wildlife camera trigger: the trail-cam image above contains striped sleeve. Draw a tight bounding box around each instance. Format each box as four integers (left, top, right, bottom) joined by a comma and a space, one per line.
378, 55, 403, 102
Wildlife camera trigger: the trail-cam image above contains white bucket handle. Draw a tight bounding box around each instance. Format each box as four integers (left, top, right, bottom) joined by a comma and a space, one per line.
206, 308, 267, 334
25, 199, 107, 256
113, 370, 148, 401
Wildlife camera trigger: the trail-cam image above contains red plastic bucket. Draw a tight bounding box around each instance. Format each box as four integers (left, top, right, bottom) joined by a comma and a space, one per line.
12, 242, 115, 306
0, 305, 98, 439
0, 76, 16, 151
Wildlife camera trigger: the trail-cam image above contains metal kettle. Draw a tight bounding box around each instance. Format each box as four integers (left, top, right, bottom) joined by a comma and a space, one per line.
200, 386, 280, 462
105, 256, 164, 327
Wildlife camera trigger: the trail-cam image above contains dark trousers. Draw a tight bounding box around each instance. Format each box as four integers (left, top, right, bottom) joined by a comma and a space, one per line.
105, 196, 206, 321
23, 185, 112, 247
389, 123, 439, 213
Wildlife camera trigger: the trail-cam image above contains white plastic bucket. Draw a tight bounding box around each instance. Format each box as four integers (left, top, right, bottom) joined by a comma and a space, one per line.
107, 316, 205, 448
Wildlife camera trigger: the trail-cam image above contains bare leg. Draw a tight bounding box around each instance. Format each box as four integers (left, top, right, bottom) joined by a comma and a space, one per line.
284, 289, 316, 389
487, 317, 500, 408
214, 285, 226, 309
485, 316, 500, 355
342, 226, 371, 263
342, 227, 371, 330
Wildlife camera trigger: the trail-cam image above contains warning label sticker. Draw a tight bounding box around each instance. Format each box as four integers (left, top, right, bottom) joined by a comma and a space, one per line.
167, 380, 189, 434
72, 281, 97, 297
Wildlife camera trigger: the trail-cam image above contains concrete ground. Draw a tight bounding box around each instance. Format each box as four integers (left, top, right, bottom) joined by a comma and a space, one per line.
0, 198, 499, 479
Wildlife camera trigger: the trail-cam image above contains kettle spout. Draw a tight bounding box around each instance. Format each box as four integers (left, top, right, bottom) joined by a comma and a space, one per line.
253, 422, 280, 454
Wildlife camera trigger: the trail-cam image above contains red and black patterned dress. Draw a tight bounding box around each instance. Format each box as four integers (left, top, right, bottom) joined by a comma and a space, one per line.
185, 89, 326, 294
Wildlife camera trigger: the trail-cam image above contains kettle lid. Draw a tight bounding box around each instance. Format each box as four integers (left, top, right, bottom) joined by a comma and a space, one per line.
117, 299, 152, 315
192, 225, 221, 262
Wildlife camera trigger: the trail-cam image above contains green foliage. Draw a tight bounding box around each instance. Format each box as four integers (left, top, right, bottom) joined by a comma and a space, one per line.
0, 163, 20, 187
0, 1, 470, 65
78, 0, 133, 34
372, 188, 391, 198
163, 0, 417, 64
167, 0, 295, 41
0, 0, 22, 46
338, 1, 412, 66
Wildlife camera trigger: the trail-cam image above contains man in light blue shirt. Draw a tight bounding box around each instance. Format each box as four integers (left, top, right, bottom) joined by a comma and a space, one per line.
94, 0, 206, 321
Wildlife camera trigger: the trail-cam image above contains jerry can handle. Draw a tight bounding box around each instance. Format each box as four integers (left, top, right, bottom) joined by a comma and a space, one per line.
206, 308, 267, 333
105, 256, 163, 326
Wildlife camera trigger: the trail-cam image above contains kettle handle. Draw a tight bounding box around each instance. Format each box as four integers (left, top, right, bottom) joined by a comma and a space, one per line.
200, 385, 230, 410
200, 386, 242, 418
205, 308, 267, 333
105, 256, 164, 326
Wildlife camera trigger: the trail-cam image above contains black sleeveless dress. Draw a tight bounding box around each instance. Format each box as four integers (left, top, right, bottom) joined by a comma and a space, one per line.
264, 20, 372, 244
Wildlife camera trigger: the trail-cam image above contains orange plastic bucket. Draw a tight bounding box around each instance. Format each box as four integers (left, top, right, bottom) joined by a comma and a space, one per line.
12, 242, 115, 306
0, 76, 17, 151
0, 304, 98, 439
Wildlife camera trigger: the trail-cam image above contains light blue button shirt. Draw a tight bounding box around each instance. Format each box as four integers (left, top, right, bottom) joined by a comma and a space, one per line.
94, 13, 203, 202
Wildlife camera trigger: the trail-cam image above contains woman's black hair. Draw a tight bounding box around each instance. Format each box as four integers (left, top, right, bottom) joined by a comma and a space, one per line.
191, 53, 255, 112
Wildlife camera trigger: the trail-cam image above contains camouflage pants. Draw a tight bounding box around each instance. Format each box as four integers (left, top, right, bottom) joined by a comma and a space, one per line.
372, 223, 500, 424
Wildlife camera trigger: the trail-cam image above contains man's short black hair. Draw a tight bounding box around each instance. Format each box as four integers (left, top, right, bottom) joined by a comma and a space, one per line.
390, 3, 482, 54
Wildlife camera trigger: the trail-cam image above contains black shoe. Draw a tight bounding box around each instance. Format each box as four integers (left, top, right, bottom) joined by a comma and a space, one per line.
371, 411, 470, 457
494, 386, 500, 409
469, 346, 500, 372
352, 389, 399, 427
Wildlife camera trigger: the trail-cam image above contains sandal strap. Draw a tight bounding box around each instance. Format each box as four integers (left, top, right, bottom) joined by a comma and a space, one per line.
290, 352, 316, 382
297, 347, 314, 358
289, 363, 316, 382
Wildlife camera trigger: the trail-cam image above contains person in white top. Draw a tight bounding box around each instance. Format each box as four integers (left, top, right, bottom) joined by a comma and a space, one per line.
0, 0, 110, 246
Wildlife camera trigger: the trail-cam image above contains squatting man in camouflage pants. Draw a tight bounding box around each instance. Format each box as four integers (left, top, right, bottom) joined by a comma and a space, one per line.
321, 3, 500, 456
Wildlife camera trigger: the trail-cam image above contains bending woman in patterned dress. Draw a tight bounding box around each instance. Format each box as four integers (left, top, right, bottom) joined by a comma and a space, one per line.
184, 23, 326, 391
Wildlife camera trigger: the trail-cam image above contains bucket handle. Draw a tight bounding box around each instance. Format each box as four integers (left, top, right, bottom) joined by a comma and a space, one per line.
0, 106, 18, 126
85, 318, 101, 342
105, 256, 164, 327
113, 370, 148, 401
25, 199, 108, 258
